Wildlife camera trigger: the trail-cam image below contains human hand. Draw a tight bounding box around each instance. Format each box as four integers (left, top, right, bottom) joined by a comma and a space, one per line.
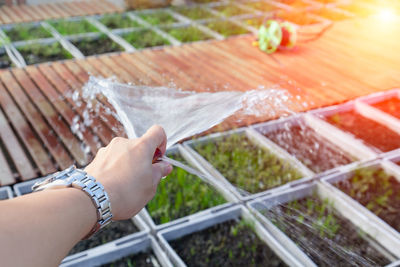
84, 125, 172, 220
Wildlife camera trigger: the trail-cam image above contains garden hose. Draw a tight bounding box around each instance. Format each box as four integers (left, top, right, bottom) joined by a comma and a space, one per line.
253, 20, 297, 54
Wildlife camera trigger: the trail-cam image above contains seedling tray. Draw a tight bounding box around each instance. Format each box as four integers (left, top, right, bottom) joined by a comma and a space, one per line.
69, 34, 124, 56
137, 11, 179, 26
172, 6, 217, 20
119, 28, 170, 49
49, 18, 100, 36
157, 204, 301, 266
15, 41, 73, 65
2, 22, 52, 42
98, 13, 141, 29
204, 19, 250, 37
212, 3, 253, 17
325, 107, 400, 153
141, 146, 228, 230
253, 115, 354, 173
61, 234, 172, 267
0, 186, 13, 200
244, 1, 289, 13
183, 128, 312, 201
248, 182, 394, 266
320, 159, 400, 257
164, 25, 213, 43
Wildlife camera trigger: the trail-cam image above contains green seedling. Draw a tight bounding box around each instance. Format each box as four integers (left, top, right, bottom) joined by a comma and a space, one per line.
50, 19, 99, 35
18, 42, 73, 65
206, 20, 249, 37
122, 29, 169, 49
241, 17, 264, 28
99, 14, 141, 29
195, 134, 302, 194
71, 35, 123, 56
173, 6, 216, 20
0, 51, 12, 69
4, 24, 52, 41
146, 155, 225, 224
166, 26, 211, 42
138, 11, 177, 25
213, 5, 250, 17
337, 167, 400, 231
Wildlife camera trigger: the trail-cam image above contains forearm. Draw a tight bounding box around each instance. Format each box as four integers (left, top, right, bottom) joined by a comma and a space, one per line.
0, 188, 97, 267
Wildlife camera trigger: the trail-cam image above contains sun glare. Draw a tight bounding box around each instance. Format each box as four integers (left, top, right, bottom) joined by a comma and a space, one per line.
376, 8, 397, 23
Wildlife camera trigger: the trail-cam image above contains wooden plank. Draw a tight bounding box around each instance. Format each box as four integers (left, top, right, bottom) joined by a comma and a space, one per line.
7, 5, 33, 22
0, 148, 14, 186
0, 9, 12, 24
51, 62, 113, 145
46, 3, 70, 18
0, 81, 55, 175
1, 6, 23, 23
26, 5, 51, 21
22, 66, 90, 166
2, 70, 74, 169
17, 5, 42, 21
0, 105, 36, 180
36, 64, 101, 155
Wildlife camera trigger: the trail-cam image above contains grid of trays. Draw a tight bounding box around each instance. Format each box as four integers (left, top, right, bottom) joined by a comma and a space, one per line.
1, 88, 399, 266
0, 0, 376, 68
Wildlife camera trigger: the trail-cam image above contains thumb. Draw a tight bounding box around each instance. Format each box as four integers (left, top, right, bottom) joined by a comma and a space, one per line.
152, 161, 173, 185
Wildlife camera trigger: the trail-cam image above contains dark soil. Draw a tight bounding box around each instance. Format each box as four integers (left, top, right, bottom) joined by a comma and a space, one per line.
335, 167, 400, 233
147, 154, 225, 224
206, 20, 249, 37
173, 6, 216, 20
0, 52, 12, 69
166, 26, 212, 43
71, 35, 123, 56
265, 195, 390, 266
122, 29, 169, 49
264, 123, 353, 173
276, 10, 319, 25
311, 8, 352, 21
102, 251, 159, 267
17, 42, 73, 65
195, 134, 302, 194
4, 24, 52, 41
372, 97, 400, 119
170, 219, 286, 267
326, 111, 400, 152
68, 220, 139, 255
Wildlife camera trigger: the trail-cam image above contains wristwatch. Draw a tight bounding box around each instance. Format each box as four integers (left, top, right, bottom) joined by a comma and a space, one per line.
32, 166, 113, 239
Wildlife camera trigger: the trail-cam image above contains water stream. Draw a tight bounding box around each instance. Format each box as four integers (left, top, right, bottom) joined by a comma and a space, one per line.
70, 76, 394, 266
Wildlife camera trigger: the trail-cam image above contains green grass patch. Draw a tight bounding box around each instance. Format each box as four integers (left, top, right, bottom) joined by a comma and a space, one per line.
50, 19, 99, 35
166, 26, 211, 43
213, 4, 250, 17
173, 6, 216, 20
99, 14, 141, 29
17, 42, 73, 65
147, 154, 226, 224
121, 29, 170, 49
71, 35, 123, 56
206, 20, 249, 37
4, 24, 52, 42
194, 134, 302, 194
138, 11, 177, 25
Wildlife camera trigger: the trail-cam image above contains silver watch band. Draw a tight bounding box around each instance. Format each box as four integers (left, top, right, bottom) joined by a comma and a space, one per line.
32, 166, 113, 239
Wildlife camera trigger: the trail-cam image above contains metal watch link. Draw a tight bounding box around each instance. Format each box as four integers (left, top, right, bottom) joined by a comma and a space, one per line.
32, 166, 113, 239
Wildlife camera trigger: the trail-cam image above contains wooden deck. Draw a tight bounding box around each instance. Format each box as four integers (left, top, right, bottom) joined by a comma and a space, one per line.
0, 0, 122, 25
0, 17, 399, 185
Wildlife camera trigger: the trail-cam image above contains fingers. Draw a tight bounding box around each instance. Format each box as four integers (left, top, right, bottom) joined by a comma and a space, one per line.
141, 125, 168, 158
152, 161, 173, 185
